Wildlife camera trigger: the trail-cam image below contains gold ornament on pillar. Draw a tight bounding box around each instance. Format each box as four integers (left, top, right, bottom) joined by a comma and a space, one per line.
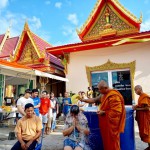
39, 77, 49, 91
60, 53, 70, 75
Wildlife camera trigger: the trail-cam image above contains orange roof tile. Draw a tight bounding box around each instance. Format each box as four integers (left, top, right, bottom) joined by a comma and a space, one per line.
0, 59, 30, 69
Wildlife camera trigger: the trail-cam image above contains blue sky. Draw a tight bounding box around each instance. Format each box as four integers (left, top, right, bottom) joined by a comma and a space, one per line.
0, 0, 150, 46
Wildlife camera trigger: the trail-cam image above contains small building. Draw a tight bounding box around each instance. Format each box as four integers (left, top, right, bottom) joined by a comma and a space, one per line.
47, 0, 150, 105
0, 23, 66, 99
0, 59, 68, 106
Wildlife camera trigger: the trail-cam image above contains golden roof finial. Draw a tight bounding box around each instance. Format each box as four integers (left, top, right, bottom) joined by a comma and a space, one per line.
6, 20, 12, 38
139, 12, 143, 23
24, 19, 30, 31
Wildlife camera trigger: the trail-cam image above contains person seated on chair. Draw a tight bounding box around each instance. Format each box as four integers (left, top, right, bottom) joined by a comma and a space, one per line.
63, 105, 90, 150
11, 103, 42, 150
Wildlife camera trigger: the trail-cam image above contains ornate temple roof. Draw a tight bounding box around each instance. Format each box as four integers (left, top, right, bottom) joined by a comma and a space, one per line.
10, 22, 63, 74
0, 59, 68, 82
30, 32, 63, 68
46, 30, 150, 55
0, 37, 19, 58
46, 0, 150, 56
0, 29, 19, 59
77, 0, 142, 42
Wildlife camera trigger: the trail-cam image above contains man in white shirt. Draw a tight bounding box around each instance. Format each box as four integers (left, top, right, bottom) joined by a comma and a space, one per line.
77, 91, 88, 110
17, 89, 34, 118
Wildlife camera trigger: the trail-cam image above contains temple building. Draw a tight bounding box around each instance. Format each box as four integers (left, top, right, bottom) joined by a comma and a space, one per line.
47, 0, 150, 105
0, 23, 66, 104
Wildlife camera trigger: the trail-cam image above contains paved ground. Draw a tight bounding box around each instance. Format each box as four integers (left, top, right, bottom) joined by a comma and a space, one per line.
0, 121, 64, 150
0, 119, 148, 150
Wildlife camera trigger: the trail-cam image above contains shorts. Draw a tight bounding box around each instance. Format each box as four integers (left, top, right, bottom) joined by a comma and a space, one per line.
64, 138, 82, 149
46, 117, 53, 128
39, 113, 48, 124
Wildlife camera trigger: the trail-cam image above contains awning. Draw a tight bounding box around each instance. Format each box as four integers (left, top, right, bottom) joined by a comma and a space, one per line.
0, 59, 69, 82
34, 70, 68, 82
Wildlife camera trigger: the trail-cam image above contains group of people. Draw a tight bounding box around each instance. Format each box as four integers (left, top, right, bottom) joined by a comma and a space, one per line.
10, 80, 150, 150
63, 81, 150, 150
11, 89, 73, 150
15, 89, 57, 134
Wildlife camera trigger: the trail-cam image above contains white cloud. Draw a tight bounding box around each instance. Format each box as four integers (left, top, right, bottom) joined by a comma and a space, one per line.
57, 25, 80, 46
37, 30, 51, 43
62, 25, 74, 36
0, 0, 9, 9
55, 2, 62, 9
141, 18, 150, 32
67, 30, 81, 44
0, 11, 45, 40
45, 1, 50, 5
67, 13, 78, 25
29, 16, 42, 30
54, 31, 80, 46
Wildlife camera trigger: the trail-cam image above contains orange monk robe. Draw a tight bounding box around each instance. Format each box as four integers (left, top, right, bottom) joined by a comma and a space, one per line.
136, 93, 150, 143
99, 90, 126, 150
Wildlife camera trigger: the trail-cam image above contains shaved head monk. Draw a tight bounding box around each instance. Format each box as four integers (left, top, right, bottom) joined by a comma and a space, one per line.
81, 80, 126, 150
133, 85, 150, 150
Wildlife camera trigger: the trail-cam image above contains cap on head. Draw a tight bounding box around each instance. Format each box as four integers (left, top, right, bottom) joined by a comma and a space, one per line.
70, 105, 79, 115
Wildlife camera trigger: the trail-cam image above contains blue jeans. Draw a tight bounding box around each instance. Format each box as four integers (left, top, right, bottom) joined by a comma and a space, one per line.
51, 112, 56, 130
11, 140, 37, 150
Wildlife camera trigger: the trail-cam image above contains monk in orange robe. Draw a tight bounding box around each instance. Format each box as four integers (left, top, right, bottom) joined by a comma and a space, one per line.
133, 85, 150, 150
81, 80, 126, 150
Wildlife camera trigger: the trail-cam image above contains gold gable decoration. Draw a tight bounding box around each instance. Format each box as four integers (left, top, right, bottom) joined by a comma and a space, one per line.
84, 5, 138, 41
77, 0, 142, 41
11, 22, 47, 65
86, 60, 136, 99
18, 38, 39, 64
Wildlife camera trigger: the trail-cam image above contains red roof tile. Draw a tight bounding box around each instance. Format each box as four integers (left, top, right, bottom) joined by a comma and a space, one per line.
0, 37, 19, 58
31, 32, 63, 68
0, 34, 5, 44
46, 30, 150, 55
31, 32, 52, 51
49, 53, 63, 68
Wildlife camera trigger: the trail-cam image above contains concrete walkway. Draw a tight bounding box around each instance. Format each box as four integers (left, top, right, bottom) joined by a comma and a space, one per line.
0, 120, 148, 150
